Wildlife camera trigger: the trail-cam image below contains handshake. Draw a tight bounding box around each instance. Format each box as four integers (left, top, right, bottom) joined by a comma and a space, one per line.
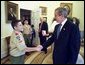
25, 45, 43, 52
36, 45, 44, 51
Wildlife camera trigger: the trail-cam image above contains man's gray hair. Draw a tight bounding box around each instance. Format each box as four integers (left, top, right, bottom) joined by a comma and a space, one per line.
55, 7, 68, 18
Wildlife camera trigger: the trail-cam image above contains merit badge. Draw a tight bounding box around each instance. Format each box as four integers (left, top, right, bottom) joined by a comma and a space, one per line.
16, 36, 20, 40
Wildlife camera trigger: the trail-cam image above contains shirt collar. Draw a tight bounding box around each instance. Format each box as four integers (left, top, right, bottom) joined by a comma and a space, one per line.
61, 18, 67, 26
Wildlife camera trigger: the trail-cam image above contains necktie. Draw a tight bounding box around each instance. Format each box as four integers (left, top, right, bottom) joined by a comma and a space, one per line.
57, 24, 62, 39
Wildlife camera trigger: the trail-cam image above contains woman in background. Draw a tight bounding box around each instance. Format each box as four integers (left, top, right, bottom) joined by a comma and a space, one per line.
72, 17, 80, 27
38, 17, 49, 54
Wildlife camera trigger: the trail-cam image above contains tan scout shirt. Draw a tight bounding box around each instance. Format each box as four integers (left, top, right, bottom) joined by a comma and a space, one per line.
23, 24, 32, 35
10, 31, 27, 57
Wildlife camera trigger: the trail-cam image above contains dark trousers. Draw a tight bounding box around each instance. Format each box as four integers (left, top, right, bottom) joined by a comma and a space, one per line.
40, 36, 46, 45
39, 36, 47, 53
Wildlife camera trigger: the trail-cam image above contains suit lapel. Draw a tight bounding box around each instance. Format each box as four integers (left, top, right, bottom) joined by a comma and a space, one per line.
58, 20, 69, 39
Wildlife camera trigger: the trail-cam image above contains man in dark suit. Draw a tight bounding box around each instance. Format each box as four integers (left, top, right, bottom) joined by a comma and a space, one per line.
37, 7, 80, 64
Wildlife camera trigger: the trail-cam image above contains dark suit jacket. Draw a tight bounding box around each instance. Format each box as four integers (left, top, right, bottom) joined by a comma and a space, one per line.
42, 19, 80, 64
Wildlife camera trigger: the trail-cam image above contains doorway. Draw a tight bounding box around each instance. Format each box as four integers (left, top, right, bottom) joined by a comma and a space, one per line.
20, 9, 31, 25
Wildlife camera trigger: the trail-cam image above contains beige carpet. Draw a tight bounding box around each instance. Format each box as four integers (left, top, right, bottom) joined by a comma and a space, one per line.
1, 46, 84, 64
1, 47, 53, 64
25, 47, 53, 64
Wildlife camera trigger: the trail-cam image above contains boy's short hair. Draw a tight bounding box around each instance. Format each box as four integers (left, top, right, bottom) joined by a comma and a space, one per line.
11, 19, 21, 29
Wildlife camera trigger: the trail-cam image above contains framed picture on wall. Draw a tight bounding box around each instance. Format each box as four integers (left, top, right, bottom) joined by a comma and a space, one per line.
60, 3, 73, 17
20, 9, 31, 25
40, 6, 47, 15
5, 1, 18, 23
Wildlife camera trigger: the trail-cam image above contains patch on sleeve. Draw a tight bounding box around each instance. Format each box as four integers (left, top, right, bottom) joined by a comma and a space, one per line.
16, 36, 21, 40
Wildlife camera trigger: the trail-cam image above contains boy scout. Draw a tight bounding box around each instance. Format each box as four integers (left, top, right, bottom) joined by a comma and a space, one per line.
10, 20, 39, 64
23, 19, 32, 47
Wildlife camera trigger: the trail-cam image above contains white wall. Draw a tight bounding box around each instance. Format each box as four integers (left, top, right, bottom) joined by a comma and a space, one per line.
11, 1, 84, 32
72, 1, 84, 31
1, 1, 13, 58
1, 1, 84, 59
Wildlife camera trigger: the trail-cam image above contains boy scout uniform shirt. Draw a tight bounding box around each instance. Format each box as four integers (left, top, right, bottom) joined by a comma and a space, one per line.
23, 24, 32, 35
10, 31, 27, 57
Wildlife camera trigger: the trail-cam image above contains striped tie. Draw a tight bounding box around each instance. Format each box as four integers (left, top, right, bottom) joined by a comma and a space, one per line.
57, 24, 62, 39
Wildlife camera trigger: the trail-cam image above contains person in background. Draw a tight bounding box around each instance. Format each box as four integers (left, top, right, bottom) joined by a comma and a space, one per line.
72, 17, 80, 27
31, 24, 36, 47
49, 17, 58, 35
38, 17, 49, 54
22, 19, 32, 47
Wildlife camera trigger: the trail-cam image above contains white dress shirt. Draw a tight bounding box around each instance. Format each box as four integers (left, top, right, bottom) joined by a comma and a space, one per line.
59, 18, 67, 31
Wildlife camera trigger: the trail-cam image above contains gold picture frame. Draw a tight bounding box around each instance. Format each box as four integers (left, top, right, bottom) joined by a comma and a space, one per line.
40, 6, 47, 15
60, 3, 73, 17
5, 1, 18, 23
